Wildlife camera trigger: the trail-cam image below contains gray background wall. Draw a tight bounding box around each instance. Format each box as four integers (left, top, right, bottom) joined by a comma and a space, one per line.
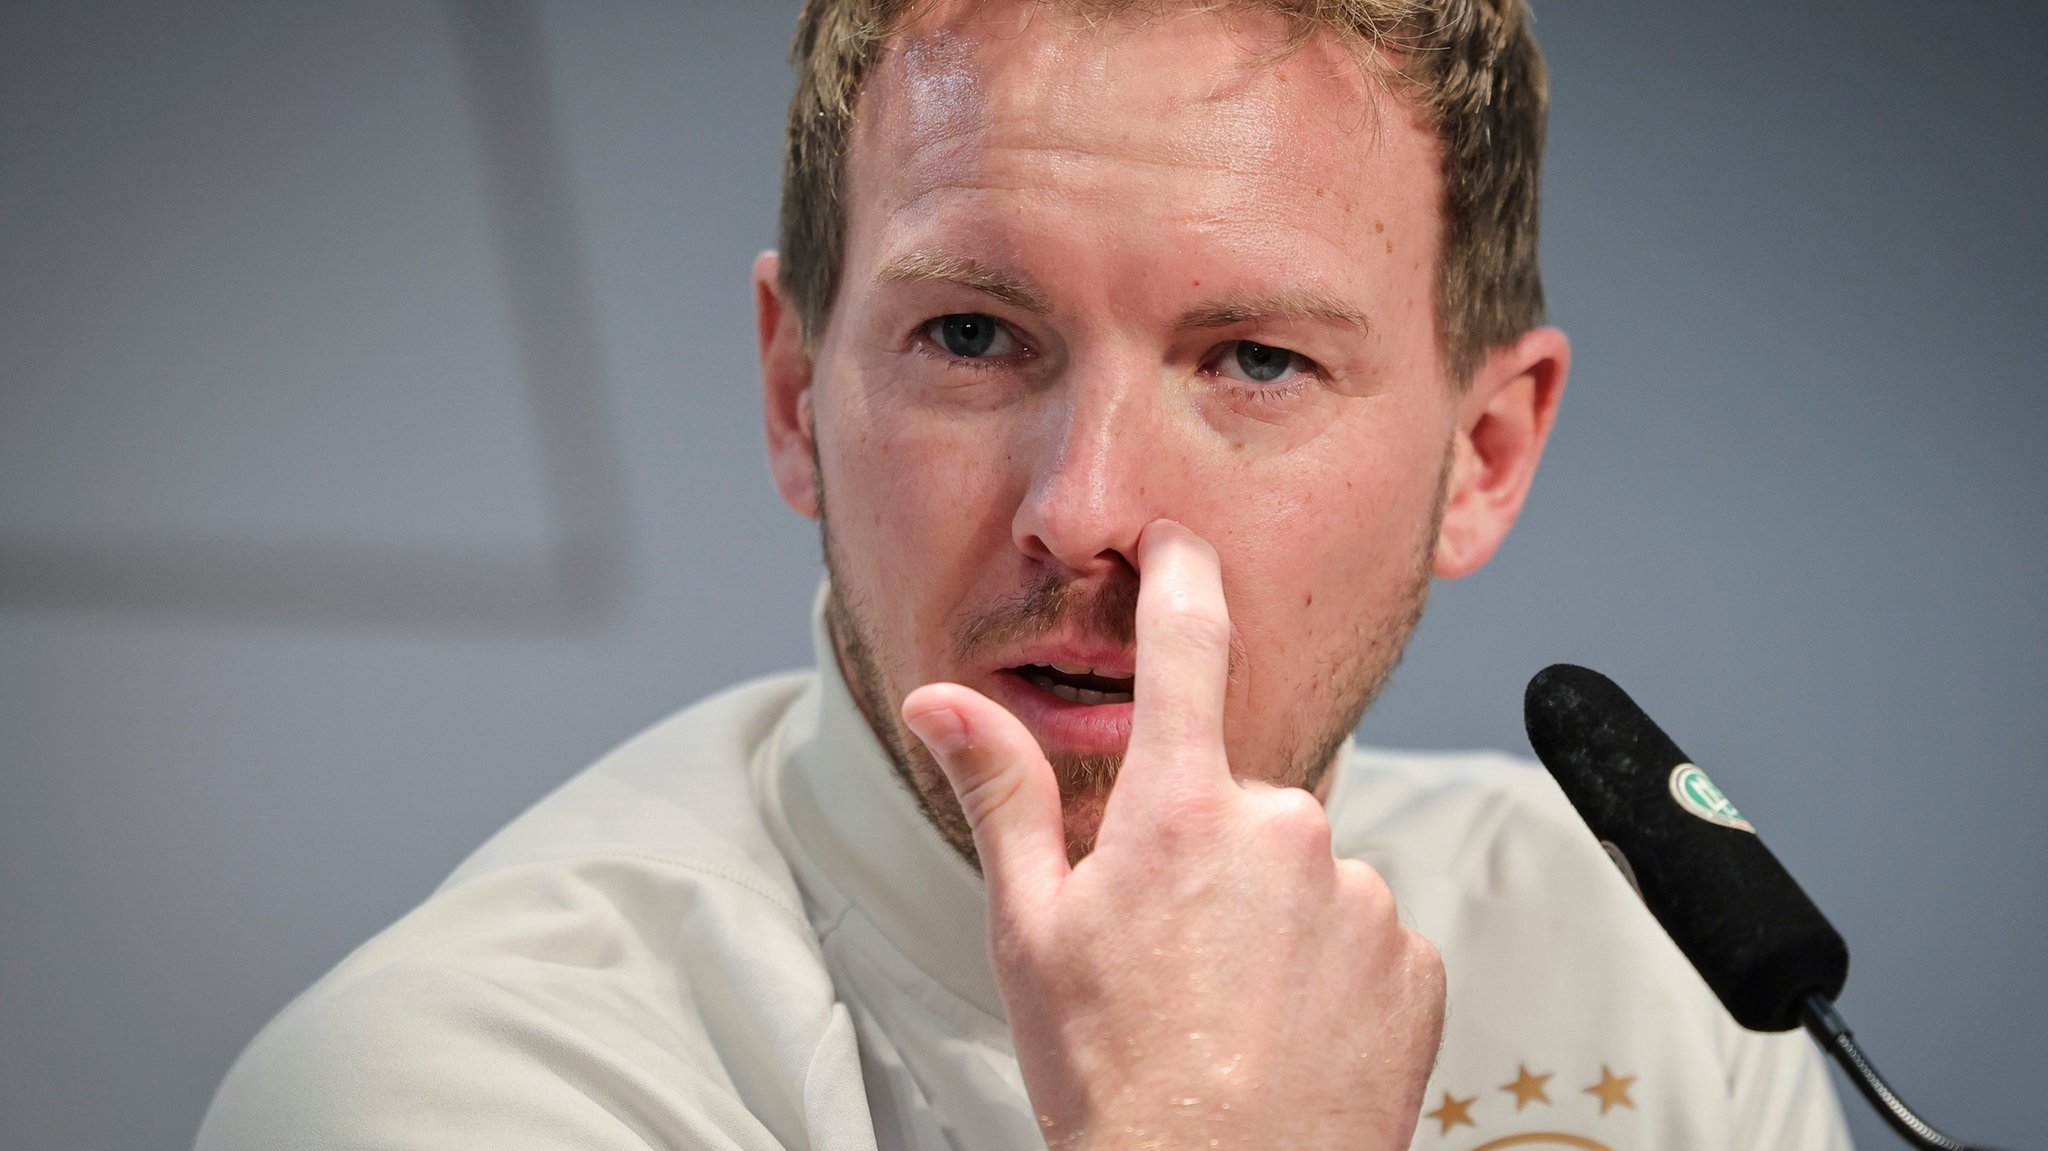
1, 2, 2040, 1148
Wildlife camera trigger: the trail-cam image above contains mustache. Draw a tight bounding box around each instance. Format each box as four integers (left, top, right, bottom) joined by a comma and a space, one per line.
954, 566, 1139, 664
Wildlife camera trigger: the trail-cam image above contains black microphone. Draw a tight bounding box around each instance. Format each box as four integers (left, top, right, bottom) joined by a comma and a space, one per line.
1522, 662, 1844, 1030
1523, 663, 2009, 1151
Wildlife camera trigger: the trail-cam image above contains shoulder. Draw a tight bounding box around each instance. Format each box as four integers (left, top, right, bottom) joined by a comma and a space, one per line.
1332, 747, 1852, 1148
1328, 745, 1606, 904
198, 671, 867, 1151
1329, 742, 1679, 973
442, 670, 814, 891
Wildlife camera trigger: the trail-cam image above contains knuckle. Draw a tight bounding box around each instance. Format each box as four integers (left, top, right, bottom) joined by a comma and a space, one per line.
987, 917, 1041, 969
1150, 601, 1231, 654
1151, 776, 1231, 833
1411, 933, 1446, 986
1336, 857, 1397, 916
1406, 934, 1449, 1013
1128, 706, 1225, 773
1141, 708, 1216, 753
948, 758, 1019, 829
1268, 783, 1326, 825
1253, 786, 1333, 855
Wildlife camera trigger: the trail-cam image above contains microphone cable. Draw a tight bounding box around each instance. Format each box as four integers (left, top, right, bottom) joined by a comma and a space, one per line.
1523, 664, 2018, 1151
1800, 992, 2004, 1151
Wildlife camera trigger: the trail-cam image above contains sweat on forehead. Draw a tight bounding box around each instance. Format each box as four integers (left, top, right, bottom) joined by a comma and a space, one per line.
876, 0, 1419, 114
850, 5, 1404, 194
780, 0, 1546, 380
875, 0, 1427, 49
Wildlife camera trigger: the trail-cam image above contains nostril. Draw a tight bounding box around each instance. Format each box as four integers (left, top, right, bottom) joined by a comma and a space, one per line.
1016, 532, 1057, 563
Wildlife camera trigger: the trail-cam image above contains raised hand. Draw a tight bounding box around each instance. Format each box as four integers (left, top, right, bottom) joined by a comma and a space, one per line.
901, 519, 1445, 1151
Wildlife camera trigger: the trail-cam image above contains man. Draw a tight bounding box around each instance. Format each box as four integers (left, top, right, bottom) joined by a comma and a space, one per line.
199, 1, 1851, 1148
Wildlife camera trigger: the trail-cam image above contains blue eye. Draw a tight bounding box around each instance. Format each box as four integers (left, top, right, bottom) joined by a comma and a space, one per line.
927, 313, 1014, 358
1214, 340, 1310, 386
1235, 341, 1292, 382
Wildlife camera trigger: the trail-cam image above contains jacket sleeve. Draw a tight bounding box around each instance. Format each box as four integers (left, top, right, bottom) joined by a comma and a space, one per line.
196, 960, 783, 1151
194, 855, 875, 1151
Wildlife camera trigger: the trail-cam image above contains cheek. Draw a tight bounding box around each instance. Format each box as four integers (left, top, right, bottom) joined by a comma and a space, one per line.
819, 384, 1019, 662
1206, 415, 1448, 689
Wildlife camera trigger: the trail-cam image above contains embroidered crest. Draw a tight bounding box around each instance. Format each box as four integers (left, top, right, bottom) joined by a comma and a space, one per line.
1667, 762, 1756, 833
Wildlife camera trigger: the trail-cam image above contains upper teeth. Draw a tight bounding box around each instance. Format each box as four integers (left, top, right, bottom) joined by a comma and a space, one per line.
1024, 659, 1138, 704
1027, 671, 1134, 706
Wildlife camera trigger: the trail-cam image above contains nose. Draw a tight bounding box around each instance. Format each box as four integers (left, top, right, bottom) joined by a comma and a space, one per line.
1011, 369, 1166, 578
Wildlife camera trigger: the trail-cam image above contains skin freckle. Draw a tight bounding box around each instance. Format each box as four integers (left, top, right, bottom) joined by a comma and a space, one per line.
805, 5, 1483, 870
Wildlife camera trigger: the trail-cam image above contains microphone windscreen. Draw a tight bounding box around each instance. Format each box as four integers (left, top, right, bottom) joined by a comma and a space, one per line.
1523, 664, 1848, 1032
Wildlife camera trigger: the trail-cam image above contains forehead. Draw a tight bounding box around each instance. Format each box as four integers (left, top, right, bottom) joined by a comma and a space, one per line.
845, 2, 1440, 251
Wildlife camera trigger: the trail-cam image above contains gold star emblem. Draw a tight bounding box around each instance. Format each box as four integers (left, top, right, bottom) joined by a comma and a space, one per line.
1500, 1064, 1554, 1110
1425, 1091, 1478, 1134
1582, 1065, 1637, 1115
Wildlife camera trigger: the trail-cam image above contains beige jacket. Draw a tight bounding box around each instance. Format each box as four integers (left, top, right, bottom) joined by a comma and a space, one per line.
198, 604, 1850, 1151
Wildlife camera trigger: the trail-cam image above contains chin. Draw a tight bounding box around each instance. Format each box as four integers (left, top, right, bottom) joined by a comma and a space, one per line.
1057, 786, 1113, 865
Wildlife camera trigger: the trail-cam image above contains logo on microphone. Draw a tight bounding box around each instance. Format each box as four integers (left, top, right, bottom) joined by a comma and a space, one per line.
1668, 763, 1755, 833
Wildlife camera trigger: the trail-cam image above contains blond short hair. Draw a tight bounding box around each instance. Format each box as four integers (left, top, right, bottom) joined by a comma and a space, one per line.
778, 0, 1547, 385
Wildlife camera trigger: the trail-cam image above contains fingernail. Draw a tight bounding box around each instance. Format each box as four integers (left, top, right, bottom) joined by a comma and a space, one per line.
903, 706, 967, 755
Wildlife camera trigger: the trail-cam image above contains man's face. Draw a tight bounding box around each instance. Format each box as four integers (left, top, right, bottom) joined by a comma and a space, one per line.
764, 5, 1541, 862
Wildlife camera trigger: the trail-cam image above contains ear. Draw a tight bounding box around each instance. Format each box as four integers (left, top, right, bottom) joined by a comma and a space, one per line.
1433, 326, 1569, 579
756, 251, 820, 520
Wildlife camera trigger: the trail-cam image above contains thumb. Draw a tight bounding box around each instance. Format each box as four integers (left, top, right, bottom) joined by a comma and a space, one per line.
901, 682, 1069, 915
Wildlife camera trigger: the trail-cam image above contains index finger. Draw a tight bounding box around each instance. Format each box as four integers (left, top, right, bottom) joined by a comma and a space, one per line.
1122, 519, 1235, 793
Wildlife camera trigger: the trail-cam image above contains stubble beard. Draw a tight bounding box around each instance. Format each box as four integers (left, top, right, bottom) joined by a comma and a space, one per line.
815, 462, 1446, 871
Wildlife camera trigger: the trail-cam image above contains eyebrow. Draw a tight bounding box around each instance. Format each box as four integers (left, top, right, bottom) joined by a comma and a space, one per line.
1176, 291, 1374, 335
878, 252, 1053, 314
876, 252, 1372, 337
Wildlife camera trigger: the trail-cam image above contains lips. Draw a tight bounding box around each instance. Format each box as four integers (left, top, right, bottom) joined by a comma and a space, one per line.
981, 647, 1138, 757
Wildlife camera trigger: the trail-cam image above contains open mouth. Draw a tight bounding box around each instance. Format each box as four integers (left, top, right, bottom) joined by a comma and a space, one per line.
1013, 663, 1135, 706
